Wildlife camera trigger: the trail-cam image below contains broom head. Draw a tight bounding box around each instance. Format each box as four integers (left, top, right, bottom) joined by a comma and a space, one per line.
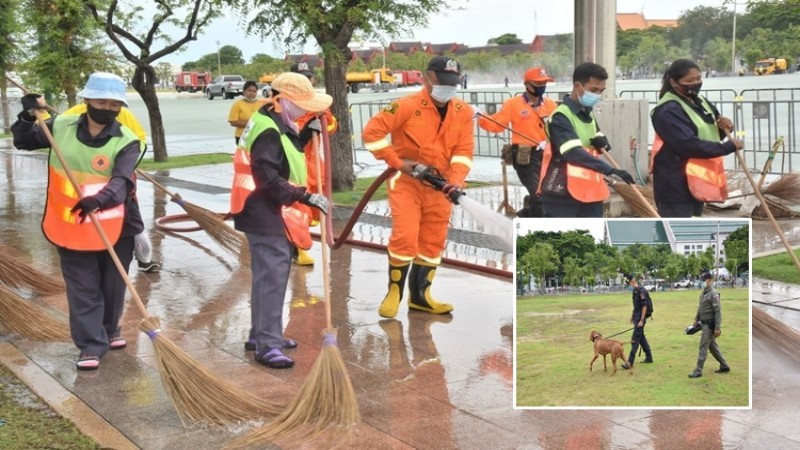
139, 316, 282, 426
609, 182, 659, 217
0, 252, 65, 296
0, 283, 71, 341
173, 195, 247, 259
228, 331, 360, 449
753, 308, 800, 366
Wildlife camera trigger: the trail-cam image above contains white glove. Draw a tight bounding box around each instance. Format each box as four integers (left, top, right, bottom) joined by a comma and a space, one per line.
471, 104, 482, 118
536, 141, 546, 151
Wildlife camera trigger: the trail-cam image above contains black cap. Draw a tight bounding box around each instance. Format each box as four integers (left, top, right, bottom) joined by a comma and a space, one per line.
290, 62, 315, 79
624, 274, 635, 284
700, 270, 714, 281
426, 56, 461, 86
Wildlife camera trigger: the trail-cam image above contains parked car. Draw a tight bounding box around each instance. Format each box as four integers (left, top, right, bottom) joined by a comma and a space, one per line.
642, 283, 658, 292
206, 75, 246, 100
673, 279, 692, 289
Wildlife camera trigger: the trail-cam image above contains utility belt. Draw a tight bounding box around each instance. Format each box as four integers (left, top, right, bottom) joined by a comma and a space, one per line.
501, 144, 536, 166
700, 319, 716, 329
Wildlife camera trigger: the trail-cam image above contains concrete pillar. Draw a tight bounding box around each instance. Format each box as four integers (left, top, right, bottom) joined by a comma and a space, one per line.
592, 99, 651, 184
574, 0, 596, 67
574, 0, 617, 98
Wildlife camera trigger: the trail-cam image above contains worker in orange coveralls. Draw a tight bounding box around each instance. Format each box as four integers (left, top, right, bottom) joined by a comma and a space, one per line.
291, 62, 338, 266
362, 56, 474, 318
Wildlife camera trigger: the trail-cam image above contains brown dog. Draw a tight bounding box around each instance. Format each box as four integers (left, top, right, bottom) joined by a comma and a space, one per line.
589, 330, 633, 376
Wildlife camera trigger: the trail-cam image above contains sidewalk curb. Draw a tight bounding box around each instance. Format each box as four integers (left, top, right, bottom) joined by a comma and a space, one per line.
0, 342, 139, 450
753, 245, 800, 259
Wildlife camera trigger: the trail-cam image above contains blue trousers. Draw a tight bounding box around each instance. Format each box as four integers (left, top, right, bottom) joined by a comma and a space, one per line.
245, 233, 291, 351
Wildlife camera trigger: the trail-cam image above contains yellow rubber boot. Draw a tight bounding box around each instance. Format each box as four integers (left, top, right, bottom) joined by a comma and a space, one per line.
293, 247, 315, 266
378, 262, 410, 318
408, 262, 453, 315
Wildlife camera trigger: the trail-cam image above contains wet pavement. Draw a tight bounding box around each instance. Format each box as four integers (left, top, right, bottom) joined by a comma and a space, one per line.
2, 141, 800, 449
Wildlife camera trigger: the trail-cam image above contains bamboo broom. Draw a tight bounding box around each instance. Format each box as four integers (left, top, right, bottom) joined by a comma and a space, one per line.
0, 283, 71, 341
229, 129, 359, 449
33, 110, 281, 425
135, 169, 247, 259
752, 307, 800, 366
598, 148, 661, 217
0, 251, 65, 296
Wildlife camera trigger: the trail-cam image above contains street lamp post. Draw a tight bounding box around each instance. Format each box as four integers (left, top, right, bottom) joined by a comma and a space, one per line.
731, 2, 738, 74
216, 40, 222, 76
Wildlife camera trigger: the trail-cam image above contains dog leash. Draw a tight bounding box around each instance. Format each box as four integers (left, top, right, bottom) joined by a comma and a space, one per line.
603, 327, 634, 339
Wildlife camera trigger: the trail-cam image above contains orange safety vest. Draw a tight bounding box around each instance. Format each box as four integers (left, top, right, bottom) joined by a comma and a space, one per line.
538, 103, 609, 203
42, 115, 140, 251
650, 92, 728, 202
230, 109, 313, 249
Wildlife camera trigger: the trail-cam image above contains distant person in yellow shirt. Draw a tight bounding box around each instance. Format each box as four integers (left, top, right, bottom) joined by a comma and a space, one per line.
227, 81, 261, 145
62, 103, 160, 273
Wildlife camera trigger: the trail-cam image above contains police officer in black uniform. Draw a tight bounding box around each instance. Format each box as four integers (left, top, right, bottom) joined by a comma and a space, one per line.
624, 274, 653, 368
689, 270, 730, 378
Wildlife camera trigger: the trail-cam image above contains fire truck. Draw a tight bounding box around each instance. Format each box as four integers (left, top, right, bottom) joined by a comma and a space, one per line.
174, 71, 212, 93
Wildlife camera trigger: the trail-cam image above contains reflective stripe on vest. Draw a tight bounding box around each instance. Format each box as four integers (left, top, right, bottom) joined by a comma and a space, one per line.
651, 92, 728, 202
540, 104, 609, 203
230, 110, 307, 214
43, 115, 140, 251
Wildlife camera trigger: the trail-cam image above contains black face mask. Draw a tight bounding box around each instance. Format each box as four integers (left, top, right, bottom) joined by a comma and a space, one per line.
676, 82, 702, 97
86, 103, 120, 125
525, 85, 547, 99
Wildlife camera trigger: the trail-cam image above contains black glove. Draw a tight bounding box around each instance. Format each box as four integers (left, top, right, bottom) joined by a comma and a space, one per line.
20, 93, 45, 121
589, 135, 610, 150
298, 117, 322, 146
301, 193, 329, 215
442, 183, 465, 204
609, 168, 635, 185
70, 196, 101, 223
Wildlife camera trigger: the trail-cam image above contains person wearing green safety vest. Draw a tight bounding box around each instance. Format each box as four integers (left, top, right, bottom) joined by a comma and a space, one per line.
651, 59, 743, 217
11, 72, 144, 371
228, 72, 331, 369
539, 62, 635, 217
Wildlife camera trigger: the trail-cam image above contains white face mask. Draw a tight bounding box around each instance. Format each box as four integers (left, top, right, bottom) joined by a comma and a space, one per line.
430, 85, 458, 103
277, 98, 306, 128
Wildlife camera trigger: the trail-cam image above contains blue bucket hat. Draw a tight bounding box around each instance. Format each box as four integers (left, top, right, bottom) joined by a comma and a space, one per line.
78, 72, 128, 106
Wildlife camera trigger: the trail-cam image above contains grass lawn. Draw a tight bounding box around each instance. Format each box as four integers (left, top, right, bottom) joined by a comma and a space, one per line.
752, 251, 800, 284
137, 152, 232, 171
515, 288, 750, 407
332, 177, 495, 207
0, 364, 100, 449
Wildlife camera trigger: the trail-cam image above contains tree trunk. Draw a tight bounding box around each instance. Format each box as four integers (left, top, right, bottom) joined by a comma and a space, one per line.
323, 49, 355, 191
132, 65, 168, 162
1, 78, 10, 134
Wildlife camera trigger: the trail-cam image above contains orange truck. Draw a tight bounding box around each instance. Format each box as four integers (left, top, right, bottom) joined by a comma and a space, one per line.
394, 70, 424, 87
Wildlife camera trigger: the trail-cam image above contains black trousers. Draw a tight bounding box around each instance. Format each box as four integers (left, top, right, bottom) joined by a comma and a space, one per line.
58, 236, 134, 357
628, 320, 652, 364
543, 200, 603, 218
512, 150, 544, 217
656, 199, 704, 217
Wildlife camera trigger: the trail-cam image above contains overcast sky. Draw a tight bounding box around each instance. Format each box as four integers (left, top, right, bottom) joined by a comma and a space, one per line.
166, 0, 731, 65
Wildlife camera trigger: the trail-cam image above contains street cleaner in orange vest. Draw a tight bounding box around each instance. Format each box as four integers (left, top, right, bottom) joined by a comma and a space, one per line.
290, 62, 338, 266
539, 62, 635, 217
651, 59, 743, 217
11, 72, 144, 371
477, 67, 557, 217
363, 56, 474, 318
229, 72, 330, 369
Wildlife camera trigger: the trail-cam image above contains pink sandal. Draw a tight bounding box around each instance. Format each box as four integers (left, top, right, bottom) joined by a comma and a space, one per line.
110, 336, 127, 350
76, 355, 100, 370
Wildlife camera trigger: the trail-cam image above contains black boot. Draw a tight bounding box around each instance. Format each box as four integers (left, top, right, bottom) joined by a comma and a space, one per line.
408, 262, 453, 315
378, 262, 410, 318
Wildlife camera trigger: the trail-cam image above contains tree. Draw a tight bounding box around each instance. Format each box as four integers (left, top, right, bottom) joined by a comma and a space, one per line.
724, 240, 748, 285
241, 0, 449, 191
672, 6, 734, 59
562, 256, 586, 288
86, 0, 221, 162
155, 62, 173, 88
21, 0, 117, 106
663, 253, 686, 288
521, 243, 559, 294
0, 0, 18, 134
488, 33, 522, 45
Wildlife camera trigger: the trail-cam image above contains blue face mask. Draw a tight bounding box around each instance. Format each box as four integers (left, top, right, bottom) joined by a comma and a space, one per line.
430, 85, 458, 103
578, 89, 602, 108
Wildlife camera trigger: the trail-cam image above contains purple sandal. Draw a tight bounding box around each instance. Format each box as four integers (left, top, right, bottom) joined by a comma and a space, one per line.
244, 338, 298, 351
255, 348, 295, 369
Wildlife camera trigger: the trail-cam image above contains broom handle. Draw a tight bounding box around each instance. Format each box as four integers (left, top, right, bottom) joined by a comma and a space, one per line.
726, 130, 800, 272
320, 114, 334, 246
4, 75, 60, 115
313, 132, 333, 330
34, 110, 152, 321
134, 168, 180, 199
757, 137, 784, 190
599, 147, 660, 217
476, 112, 538, 145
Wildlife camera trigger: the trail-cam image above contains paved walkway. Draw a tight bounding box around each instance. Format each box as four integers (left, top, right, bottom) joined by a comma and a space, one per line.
1, 145, 800, 449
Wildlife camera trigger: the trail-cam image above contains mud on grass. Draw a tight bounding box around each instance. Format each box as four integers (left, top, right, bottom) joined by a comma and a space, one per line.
515, 289, 750, 407
0, 363, 100, 449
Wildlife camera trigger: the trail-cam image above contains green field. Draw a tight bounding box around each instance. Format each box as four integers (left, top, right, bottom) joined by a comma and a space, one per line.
753, 251, 800, 285
516, 288, 750, 407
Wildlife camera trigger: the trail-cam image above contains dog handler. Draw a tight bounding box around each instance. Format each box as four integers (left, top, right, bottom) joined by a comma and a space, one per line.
11, 73, 144, 370
689, 270, 730, 378
624, 274, 653, 368
363, 56, 474, 318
